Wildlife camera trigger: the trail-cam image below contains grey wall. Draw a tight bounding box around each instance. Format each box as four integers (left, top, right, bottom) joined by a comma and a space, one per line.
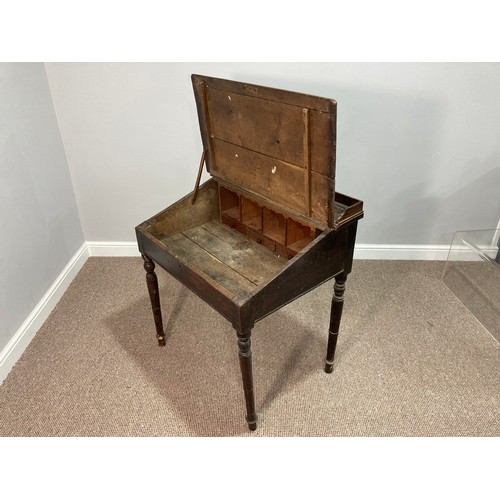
0, 63, 84, 352
45, 63, 500, 245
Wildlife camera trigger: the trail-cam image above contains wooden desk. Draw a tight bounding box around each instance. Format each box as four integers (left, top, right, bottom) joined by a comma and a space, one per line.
136, 75, 364, 430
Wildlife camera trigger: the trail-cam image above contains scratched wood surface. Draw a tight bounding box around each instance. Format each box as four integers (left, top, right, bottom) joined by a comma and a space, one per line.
148, 179, 220, 240
212, 138, 311, 214
160, 220, 287, 297
206, 87, 306, 167
192, 74, 337, 227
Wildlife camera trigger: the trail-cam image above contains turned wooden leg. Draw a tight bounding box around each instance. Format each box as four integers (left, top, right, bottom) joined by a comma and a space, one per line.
142, 254, 166, 346
325, 273, 346, 373
236, 328, 257, 431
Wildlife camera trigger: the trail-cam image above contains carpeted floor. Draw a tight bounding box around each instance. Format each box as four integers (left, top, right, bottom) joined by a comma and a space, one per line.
1, 258, 500, 436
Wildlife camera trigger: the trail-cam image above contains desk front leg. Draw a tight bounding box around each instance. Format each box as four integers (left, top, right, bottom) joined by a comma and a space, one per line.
236, 328, 257, 431
142, 254, 166, 346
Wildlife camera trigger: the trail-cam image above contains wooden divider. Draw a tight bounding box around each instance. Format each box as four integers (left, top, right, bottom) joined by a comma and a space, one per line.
219, 185, 320, 259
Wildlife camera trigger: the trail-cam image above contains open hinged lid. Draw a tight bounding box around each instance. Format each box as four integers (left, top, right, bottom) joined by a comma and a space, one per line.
192, 74, 338, 229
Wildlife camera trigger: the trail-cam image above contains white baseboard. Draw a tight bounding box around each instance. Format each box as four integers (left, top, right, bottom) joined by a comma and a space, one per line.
0, 243, 90, 384
87, 241, 140, 257
354, 244, 450, 260
86, 242, 454, 260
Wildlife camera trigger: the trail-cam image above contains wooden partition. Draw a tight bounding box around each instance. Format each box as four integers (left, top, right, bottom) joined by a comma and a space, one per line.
219, 185, 320, 260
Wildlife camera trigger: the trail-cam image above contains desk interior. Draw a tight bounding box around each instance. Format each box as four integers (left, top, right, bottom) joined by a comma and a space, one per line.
160, 220, 288, 297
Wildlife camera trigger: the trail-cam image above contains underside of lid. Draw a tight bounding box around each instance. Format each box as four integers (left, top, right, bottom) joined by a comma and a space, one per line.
192, 74, 337, 228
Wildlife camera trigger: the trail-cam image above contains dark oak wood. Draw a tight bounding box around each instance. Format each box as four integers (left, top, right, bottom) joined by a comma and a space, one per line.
212, 139, 308, 214
206, 86, 306, 167
160, 232, 257, 294
164, 221, 287, 291
140, 178, 220, 241
139, 229, 236, 323
136, 75, 364, 431
325, 274, 346, 373
236, 328, 257, 431
193, 74, 336, 228
142, 254, 165, 346
236, 227, 348, 327
192, 74, 337, 114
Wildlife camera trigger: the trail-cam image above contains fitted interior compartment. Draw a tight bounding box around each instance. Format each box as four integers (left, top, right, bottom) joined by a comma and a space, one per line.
286, 219, 317, 253
147, 179, 325, 298
262, 207, 287, 246
145, 180, 288, 297
218, 183, 321, 259
241, 197, 262, 232
219, 185, 240, 221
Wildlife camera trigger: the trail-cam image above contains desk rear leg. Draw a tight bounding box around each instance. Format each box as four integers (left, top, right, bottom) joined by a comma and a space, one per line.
142, 254, 166, 346
324, 273, 346, 373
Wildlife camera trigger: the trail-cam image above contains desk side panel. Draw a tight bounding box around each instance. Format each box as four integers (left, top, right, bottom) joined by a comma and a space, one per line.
244, 226, 350, 324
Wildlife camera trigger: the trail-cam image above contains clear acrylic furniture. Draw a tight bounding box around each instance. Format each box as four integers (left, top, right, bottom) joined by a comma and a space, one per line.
443, 229, 500, 344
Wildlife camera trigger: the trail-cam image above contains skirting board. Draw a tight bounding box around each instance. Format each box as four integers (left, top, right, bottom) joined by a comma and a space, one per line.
0, 243, 90, 384
88, 243, 497, 260
87, 241, 141, 257
354, 244, 451, 260
88, 242, 452, 260
0, 240, 460, 384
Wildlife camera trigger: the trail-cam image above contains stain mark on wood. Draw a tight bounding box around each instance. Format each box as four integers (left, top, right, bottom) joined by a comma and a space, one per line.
160, 220, 287, 297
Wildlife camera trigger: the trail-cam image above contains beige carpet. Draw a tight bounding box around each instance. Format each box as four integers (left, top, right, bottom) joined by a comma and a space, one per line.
1, 258, 500, 436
